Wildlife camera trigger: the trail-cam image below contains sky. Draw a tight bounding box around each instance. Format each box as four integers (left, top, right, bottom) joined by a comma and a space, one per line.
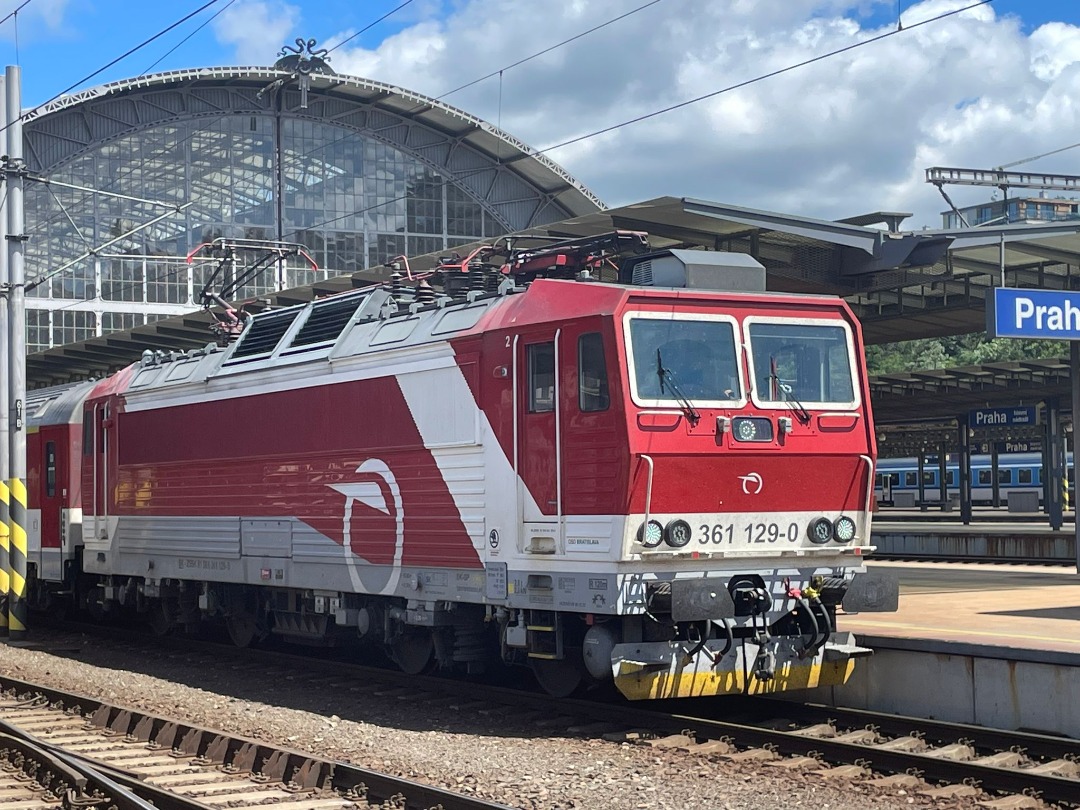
1, 0, 1079, 228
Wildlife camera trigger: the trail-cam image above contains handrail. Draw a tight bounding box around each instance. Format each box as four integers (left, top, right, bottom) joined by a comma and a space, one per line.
859, 454, 875, 514
640, 453, 655, 530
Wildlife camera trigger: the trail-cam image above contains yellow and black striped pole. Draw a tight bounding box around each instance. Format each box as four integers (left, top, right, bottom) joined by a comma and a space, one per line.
0, 482, 8, 634
6, 478, 25, 637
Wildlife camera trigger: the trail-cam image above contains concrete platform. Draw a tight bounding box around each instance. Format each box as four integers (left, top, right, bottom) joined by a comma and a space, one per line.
815, 561, 1080, 737
848, 560, 1080, 654
871, 520, 1077, 562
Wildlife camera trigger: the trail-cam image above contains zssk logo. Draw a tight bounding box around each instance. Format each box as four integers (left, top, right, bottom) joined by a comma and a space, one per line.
738, 472, 763, 495
329, 459, 404, 595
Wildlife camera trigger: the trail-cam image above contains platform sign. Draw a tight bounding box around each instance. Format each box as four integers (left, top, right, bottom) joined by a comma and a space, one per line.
969, 406, 1037, 428
987, 288, 1080, 339
977, 439, 1043, 454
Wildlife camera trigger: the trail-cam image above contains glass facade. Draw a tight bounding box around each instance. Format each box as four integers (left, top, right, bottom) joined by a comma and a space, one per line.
25, 115, 508, 350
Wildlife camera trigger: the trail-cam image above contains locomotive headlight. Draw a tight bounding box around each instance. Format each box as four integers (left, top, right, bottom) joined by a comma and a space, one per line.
808, 517, 833, 544
637, 519, 664, 549
665, 519, 692, 548
833, 515, 857, 543
732, 417, 773, 442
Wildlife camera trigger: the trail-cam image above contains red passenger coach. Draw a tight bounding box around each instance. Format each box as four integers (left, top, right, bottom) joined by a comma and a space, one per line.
29, 232, 898, 700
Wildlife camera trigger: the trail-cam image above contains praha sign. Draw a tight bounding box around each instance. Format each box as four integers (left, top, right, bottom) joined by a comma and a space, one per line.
987, 288, 1080, 339
969, 406, 1037, 428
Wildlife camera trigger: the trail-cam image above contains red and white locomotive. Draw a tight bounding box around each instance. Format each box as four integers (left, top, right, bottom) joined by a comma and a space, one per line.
25, 232, 897, 699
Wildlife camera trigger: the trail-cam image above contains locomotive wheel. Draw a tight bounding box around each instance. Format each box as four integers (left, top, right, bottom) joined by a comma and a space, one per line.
529, 656, 583, 698
147, 601, 174, 637
84, 585, 108, 622
390, 630, 434, 675
226, 612, 258, 648
224, 588, 261, 648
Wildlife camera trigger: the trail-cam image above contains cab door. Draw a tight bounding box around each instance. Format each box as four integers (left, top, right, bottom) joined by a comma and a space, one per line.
88, 398, 113, 543
38, 436, 63, 579
517, 331, 562, 535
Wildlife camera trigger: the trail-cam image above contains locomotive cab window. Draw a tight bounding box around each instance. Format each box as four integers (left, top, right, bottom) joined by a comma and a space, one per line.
625, 315, 741, 404
746, 320, 856, 408
578, 333, 610, 412
527, 342, 556, 413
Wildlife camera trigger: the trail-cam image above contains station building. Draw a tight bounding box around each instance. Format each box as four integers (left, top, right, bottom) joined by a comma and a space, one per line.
21, 48, 602, 351
941, 194, 1080, 228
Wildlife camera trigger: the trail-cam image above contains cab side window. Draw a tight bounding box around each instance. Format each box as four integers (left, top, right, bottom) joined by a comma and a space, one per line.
45, 442, 57, 497
578, 333, 610, 412
527, 343, 555, 413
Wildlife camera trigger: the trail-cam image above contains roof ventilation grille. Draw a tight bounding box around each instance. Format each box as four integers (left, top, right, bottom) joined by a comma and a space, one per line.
229, 310, 300, 359
631, 260, 654, 286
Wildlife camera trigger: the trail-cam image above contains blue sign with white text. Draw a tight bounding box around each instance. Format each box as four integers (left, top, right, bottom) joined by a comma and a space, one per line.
969, 406, 1037, 428
988, 287, 1080, 339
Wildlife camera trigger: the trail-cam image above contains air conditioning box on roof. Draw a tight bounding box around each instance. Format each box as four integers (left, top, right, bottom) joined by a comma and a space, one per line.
626, 250, 766, 292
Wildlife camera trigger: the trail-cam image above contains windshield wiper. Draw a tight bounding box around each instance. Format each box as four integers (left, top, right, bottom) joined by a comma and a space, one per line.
770, 374, 811, 424
656, 348, 701, 426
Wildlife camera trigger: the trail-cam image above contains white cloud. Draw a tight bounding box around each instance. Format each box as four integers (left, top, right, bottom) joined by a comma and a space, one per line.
221, 0, 1080, 228
213, 0, 300, 66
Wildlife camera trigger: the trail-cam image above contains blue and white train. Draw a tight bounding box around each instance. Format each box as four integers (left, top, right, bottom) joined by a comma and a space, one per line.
874, 452, 1073, 506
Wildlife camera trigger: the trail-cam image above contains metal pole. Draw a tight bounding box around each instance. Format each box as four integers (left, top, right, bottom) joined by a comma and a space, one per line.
917, 453, 926, 511
1046, 400, 1063, 531
5, 65, 27, 640
937, 447, 947, 512
991, 442, 1000, 508
0, 72, 8, 637
959, 416, 972, 526
1072, 342, 1080, 572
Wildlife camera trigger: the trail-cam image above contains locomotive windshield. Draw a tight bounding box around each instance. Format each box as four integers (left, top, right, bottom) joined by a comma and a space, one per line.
747, 321, 856, 406
627, 316, 741, 402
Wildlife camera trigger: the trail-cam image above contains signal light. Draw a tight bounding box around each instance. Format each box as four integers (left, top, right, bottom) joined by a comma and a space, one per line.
665, 519, 692, 548
808, 517, 833, 544
637, 519, 664, 548
833, 515, 857, 543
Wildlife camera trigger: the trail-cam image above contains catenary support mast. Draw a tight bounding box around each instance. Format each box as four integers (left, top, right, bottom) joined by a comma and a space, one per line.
0, 72, 8, 636
5, 65, 27, 640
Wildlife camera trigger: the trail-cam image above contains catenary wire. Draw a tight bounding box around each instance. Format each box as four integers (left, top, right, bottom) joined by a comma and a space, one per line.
0, 0, 222, 143
539, 0, 995, 155
139, 0, 239, 77
432, 0, 663, 101
0, 0, 34, 30
325, 0, 416, 54
288, 0, 995, 239
998, 140, 1080, 171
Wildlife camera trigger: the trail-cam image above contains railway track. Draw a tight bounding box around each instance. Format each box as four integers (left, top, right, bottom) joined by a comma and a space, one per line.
9, 623, 1079, 808
0, 672, 513, 810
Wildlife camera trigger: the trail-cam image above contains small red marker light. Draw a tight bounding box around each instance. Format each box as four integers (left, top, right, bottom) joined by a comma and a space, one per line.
691, 551, 700, 559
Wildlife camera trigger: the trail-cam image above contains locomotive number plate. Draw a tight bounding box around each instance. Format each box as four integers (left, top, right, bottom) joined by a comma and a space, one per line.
697, 521, 801, 545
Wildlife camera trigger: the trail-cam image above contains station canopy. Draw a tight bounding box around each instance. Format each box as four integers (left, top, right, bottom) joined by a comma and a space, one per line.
27, 195, 1080, 388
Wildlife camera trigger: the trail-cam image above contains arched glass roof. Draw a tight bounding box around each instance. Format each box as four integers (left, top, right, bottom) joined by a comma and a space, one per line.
21, 66, 603, 351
